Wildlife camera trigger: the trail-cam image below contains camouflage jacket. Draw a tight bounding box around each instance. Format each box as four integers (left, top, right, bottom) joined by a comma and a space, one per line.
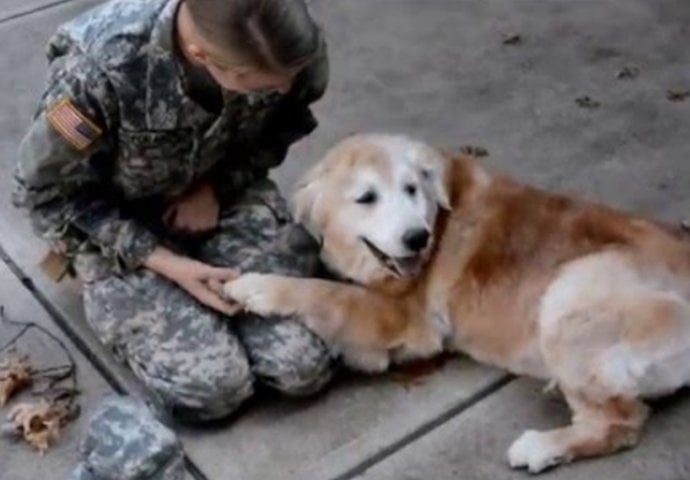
12, 0, 328, 274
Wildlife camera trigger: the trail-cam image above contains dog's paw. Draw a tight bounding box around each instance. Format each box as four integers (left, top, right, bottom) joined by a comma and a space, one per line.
223, 273, 287, 317
508, 430, 571, 473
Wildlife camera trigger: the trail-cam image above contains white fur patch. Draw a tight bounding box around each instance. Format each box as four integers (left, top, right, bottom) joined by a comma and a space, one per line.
343, 135, 444, 259
539, 251, 690, 398
508, 430, 572, 473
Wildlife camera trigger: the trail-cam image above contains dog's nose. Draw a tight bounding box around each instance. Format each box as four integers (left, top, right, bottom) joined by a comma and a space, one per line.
403, 228, 430, 252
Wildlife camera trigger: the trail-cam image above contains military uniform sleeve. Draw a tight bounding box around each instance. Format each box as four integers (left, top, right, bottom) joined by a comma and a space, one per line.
12, 53, 158, 272
247, 37, 330, 174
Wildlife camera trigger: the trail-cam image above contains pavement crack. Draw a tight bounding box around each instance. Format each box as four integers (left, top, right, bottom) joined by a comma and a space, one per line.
0, 0, 78, 26
330, 374, 515, 480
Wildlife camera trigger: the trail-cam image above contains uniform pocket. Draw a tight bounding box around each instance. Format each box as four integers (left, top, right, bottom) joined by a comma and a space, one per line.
115, 129, 195, 199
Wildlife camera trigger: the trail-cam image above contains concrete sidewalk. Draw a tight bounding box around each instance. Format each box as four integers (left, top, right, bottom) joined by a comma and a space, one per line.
0, 1, 688, 479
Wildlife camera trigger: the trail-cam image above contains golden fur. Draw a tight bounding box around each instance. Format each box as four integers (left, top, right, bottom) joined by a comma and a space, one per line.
225, 134, 690, 472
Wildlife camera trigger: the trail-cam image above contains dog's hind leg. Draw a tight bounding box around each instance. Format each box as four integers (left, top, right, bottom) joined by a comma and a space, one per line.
509, 274, 690, 473
508, 387, 648, 473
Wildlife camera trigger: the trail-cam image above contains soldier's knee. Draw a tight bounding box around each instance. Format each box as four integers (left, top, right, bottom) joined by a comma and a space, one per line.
258, 333, 334, 396
170, 371, 254, 423
142, 351, 255, 423
275, 355, 333, 396
171, 377, 254, 424
201, 365, 254, 419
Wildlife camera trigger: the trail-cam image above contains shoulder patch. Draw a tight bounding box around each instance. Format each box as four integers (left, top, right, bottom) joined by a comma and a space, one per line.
46, 98, 103, 151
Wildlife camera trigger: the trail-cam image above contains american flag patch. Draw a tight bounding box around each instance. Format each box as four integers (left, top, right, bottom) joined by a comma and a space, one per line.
46, 98, 102, 151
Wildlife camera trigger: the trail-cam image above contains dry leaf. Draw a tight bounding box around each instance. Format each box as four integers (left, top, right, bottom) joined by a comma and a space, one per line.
616, 65, 639, 80
0, 354, 33, 406
667, 87, 690, 102
501, 33, 522, 45
575, 95, 601, 109
7, 400, 68, 454
459, 145, 489, 157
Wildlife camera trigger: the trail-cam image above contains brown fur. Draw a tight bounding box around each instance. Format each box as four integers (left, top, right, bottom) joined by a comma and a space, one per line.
225, 135, 690, 471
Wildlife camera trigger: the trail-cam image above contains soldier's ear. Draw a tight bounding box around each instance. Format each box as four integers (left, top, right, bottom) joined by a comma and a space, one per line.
186, 42, 208, 65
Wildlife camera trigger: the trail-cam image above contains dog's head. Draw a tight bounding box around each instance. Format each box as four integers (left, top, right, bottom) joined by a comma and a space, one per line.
294, 134, 451, 285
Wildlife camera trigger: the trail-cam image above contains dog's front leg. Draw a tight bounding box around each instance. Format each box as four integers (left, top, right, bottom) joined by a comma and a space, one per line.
224, 274, 407, 371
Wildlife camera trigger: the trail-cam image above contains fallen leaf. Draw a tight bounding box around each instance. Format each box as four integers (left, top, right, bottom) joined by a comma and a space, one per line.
667, 87, 690, 102
459, 145, 489, 157
0, 353, 33, 406
616, 65, 639, 80
575, 95, 601, 109
501, 33, 522, 45
7, 400, 70, 454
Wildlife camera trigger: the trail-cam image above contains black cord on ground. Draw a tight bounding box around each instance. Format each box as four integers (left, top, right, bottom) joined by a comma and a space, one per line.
0, 305, 80, 410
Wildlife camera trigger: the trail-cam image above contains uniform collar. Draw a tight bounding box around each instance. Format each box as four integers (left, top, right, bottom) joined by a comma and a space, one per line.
144, 0, 197, 129
149, 0, 181, 57
144, 0, 279, 129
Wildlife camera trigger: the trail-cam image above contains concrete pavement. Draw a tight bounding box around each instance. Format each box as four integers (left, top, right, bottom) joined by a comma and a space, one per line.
0, 0, 688, 479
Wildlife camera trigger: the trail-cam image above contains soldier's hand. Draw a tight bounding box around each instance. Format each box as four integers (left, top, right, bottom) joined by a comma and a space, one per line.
144, 247, 241, 316
163, 180, 220, 234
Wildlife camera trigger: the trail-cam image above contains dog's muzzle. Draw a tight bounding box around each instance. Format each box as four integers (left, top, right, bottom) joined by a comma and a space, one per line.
360, 237, 425, 279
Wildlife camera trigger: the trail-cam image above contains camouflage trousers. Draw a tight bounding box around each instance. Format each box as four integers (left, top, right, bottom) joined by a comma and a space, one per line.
78, 179, 333, 422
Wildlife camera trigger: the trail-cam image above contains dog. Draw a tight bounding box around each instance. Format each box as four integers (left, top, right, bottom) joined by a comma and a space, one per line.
224, 133, 690, 472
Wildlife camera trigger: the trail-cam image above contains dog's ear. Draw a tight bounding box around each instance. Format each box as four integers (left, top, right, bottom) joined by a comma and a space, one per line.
292, 162, 329, 238
293, 179, 320, 228
417, 148, 451, 210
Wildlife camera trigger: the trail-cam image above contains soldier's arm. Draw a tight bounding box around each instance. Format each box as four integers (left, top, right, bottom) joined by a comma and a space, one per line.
12, 53, 158, 273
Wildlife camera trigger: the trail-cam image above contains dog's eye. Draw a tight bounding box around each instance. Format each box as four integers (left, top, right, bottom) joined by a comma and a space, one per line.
404, 184, 417, 197
356, 190, 378, 205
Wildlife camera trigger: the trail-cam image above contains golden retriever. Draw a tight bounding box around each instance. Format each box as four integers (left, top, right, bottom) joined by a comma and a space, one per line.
224, 134, 690, 472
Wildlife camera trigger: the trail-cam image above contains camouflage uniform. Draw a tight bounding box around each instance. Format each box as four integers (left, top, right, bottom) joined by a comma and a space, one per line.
13, 0, 333, 422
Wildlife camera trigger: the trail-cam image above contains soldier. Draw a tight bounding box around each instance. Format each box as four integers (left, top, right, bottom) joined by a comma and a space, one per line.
13, 0, 334, 423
